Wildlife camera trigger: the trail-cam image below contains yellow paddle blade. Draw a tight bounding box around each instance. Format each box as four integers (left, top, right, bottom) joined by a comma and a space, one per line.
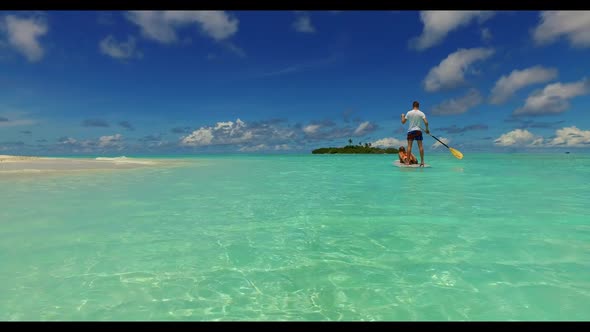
450, 147, 463, 159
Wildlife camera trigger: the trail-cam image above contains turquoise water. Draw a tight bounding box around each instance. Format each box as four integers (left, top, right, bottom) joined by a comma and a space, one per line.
1, 153, 589, 321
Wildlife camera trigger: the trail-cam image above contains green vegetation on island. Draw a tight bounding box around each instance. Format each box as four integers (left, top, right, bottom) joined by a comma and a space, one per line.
312, 139, 399, 154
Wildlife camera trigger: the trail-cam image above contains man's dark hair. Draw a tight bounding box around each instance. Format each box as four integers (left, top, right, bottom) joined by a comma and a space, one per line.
399, 146, 405, 151
413, 101, 419, 108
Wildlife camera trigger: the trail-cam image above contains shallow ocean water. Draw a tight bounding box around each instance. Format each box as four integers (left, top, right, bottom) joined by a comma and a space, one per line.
1, 153, 589, 320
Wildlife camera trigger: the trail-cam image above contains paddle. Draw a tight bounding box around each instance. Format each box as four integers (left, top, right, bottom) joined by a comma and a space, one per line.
420, 127, 463, 160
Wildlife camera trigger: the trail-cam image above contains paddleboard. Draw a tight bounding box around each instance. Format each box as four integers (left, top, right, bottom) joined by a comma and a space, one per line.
393, 160, 431, 168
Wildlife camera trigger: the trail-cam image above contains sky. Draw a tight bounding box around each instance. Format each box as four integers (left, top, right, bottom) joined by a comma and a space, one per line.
1, 10, 590, 155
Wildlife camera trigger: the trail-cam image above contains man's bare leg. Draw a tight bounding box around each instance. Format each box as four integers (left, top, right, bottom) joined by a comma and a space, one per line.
418, 140, 424, 167
406, 139, 413, 165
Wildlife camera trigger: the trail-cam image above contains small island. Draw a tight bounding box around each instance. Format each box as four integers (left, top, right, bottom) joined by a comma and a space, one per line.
312, 139, 399, 154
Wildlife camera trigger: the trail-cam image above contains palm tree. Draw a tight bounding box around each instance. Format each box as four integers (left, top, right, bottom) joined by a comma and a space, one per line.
348, 138, 352, 146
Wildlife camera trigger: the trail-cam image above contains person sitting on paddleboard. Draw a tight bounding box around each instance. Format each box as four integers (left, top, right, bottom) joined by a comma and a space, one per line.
398, 146, 418, 165
401, 101, 429, 167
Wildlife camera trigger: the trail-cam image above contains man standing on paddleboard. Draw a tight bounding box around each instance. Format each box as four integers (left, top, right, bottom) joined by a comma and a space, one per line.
401, 101, 430, 167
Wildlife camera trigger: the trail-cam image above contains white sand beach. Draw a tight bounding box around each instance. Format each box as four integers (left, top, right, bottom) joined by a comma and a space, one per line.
0, 155, 182, 175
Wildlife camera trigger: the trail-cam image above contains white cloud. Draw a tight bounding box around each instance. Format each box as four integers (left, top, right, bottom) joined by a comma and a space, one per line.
489, 66, 558, 104
180, 119, 254, 147
423, 47, 494, 92
302, 120, 373, 141
353, 121, 376, 136
432, 137, 450, 149
532, 11, 590, 47
239, 144, 267, 152
371, 137, 405, 148
181, 127, 214, 146
274, 144, 292, 150
99, 35, 142, 59
293, 14, 315, 33
186, 11, 238, 41
545, 126, 590, 147
494, 129, 537, 146
303, 124, 321, 135
410, 11, 494, 51
98, 134, 123, 148
3, 15, 48, 62
126, 11, 238, 44
514, 78, 590, 115
145, 140, 168, 148
239, 143, 292, 152
126, 11, 174, 43
432, 89, 482, 115
57, 136, 98, 151
59, 137, 78, 145
529, 137, 545, 147
494, 126, 590, 148
222, 41, 246, 57
213, 118, 249, 138
184, 118, 378, 149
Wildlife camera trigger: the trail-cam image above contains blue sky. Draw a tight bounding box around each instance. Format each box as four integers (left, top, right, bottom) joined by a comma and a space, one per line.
1, 10, 590, 155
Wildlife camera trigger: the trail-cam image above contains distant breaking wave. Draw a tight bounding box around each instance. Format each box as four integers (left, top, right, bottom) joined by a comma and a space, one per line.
95, 156, 155, 165
95, 156, 129, 161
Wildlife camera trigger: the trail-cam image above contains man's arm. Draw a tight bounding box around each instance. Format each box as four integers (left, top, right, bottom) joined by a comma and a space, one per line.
423, 117, 429, 133
401, 113, 407, 124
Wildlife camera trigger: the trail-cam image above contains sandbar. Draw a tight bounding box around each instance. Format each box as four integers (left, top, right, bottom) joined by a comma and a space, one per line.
0, 155, 184, 176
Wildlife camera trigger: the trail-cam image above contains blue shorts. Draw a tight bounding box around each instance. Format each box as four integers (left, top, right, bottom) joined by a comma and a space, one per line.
407, 130, 423, 141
